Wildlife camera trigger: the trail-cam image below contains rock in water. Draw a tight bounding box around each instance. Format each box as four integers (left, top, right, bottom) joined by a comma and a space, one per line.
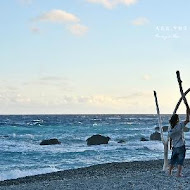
155, 127, 159, 131
154, 126, 168, 132
40, 138, 61, 145
184, 127, 190, 132
162, 126, 168, 132
86, 134, 110, 145
118, 140, 126, 143
140, 137, 149, 141
150, 132, 161, 141
0, 135, 9, 138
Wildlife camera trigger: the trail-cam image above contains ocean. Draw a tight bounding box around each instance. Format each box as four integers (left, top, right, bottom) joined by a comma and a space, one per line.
0, 114, 189, 181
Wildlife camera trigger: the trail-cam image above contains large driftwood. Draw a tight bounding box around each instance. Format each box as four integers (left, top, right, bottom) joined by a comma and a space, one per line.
154, 71, 189, 171
153, 91, 168, 171
170, 71, 190, 149
171, 88, 190, 150
176, 71, 190, 109
172, 71, 190, 150
153, 91, 164, 143
173, 88, 190, 114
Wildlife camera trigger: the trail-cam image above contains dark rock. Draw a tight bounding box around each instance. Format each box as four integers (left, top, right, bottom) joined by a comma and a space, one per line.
140, 137, 149, 141
155, 126, 168, 132
162, 126, 168, 132
155, 127, 159, 131
40, 138, 61, 145
86, 134, 110, 145
184, 127, 190, 132
0, 135, 9, 138
118, 140, 126, 143
150, 132, 161, 141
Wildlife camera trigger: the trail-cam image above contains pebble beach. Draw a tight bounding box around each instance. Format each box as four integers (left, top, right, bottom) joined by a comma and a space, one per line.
1, 159, 190, 190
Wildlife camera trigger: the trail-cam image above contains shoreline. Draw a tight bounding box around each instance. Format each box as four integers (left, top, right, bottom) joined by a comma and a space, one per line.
1, 159, 190, 189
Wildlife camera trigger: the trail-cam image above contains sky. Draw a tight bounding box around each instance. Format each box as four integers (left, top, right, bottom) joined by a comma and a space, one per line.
0, 0, 190, 114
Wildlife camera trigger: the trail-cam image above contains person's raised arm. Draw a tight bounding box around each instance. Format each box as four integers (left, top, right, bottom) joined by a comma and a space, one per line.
184, 108, 190, 125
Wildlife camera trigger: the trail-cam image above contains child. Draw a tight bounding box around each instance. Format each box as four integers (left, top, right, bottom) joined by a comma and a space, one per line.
168, 108, 190, 177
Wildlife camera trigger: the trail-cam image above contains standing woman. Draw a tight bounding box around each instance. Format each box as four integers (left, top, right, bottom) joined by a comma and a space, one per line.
168, 108, 190, 177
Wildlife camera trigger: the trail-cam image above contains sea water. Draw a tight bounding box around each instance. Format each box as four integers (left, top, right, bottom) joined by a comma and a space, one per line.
0, 114, 189, 181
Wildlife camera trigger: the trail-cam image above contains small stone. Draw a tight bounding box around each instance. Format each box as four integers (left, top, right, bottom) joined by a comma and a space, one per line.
140, 137, 149, 141
118, 140, 126, 143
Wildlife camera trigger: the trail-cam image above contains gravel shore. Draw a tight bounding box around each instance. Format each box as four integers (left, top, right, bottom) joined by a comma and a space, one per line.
1, 159, 190, 190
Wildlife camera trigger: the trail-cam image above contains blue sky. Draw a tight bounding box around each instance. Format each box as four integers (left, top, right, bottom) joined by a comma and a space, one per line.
0, 0, 190, 114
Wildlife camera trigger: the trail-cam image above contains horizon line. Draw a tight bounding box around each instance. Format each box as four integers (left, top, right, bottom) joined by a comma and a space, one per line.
0, 113, 185, 116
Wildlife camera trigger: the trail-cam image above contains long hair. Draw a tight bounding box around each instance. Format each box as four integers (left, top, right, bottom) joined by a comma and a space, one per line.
169, 114, 179, 128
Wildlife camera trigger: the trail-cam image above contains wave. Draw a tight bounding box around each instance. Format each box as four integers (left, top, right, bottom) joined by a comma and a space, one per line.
27, 119, 44, 126
0, 166, 59, 181
108, 117, 121, 120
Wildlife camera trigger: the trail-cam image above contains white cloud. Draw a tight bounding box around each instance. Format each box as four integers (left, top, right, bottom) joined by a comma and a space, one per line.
33, 10, 88, 36
68, 24, 88, 36
35, 10, 80, 23
131, 17, 149, 26
55, 93, 149, 106
86, 0, 137, 9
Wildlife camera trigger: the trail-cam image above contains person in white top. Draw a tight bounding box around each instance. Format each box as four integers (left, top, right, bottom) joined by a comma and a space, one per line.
168, 108, 190, 177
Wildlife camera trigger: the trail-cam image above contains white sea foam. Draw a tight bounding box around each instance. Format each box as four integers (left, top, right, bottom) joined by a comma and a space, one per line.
143, 141, 164, 151
0, 166, 59, 181
19, 134, 35, 139
108, 117, 121, 120
90, 118, 102, 121
32, 119, 43, 122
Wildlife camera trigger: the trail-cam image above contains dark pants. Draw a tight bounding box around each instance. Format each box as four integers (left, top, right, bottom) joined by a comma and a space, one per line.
170, 145, 186, 166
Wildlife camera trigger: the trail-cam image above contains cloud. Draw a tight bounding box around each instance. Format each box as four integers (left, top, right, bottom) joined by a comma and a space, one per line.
0, 83, 154, 113
0, 86, 31, 104
131, 17, 149, 26
116, 92, 145, 100
39, 76, 67, 81
142, 74, 151, 81
68, 24, 88, 36
86, 0, 138, 9
33, 10, 88, 36
14, 94, 31, 104
57, 93, 149, 106
35, 10, 80, 23
23, 75, 73, 89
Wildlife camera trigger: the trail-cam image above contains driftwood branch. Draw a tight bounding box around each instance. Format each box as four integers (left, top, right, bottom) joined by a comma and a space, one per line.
153, 91, 165, 144
173, 88, 190, 114
153, 91, 168, 171
176, 71, 190, 109
170, 71, 189, 150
